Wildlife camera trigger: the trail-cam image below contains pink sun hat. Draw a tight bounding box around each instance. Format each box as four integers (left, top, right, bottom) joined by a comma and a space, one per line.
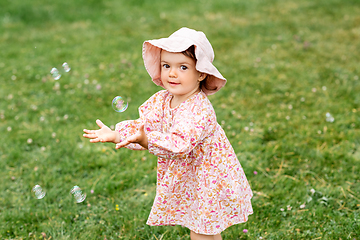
142, 27, 227, 95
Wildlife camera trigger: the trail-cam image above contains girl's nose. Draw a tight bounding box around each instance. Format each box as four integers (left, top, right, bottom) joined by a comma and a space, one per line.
169, 68, 177, 78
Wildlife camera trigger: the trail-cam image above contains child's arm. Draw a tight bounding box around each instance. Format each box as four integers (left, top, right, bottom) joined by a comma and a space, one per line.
83, 119, 148, 149
146, 107, 217, 159
83, 119, 120, 144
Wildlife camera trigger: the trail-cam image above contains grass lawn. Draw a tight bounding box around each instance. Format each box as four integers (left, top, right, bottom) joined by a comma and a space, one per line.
0, 0, 359, 239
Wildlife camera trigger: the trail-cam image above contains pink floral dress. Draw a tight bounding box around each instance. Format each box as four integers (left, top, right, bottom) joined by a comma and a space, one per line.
115, 90, 253, 235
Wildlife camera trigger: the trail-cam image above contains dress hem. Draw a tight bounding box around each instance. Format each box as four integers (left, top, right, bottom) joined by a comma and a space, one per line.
146, 211, 253, 235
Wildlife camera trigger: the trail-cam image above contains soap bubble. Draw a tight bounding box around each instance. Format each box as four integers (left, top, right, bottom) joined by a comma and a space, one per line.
70, 185, 86, 203
62, 62, 71, 72
50, 68, 61, 80
32, 185, 46, 199
112, 96, 128, 112
325, 112, 335, 122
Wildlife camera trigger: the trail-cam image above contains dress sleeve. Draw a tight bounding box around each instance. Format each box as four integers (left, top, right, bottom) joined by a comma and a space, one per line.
147, 101, 217, 159
114, 90, 166, 150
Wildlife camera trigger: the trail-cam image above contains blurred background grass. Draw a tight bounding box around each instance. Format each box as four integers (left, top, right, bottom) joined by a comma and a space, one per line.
0, 0, 359, 239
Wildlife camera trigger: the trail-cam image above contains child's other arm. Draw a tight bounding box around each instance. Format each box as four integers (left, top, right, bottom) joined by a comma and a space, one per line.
147, 108, 216, 159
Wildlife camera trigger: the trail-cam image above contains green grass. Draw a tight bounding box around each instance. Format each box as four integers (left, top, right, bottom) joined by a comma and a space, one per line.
1, 0, 359, 239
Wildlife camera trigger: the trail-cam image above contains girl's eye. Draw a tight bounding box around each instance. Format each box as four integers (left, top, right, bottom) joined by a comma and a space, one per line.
162, 64, 170, 69
180, 65, 188, 70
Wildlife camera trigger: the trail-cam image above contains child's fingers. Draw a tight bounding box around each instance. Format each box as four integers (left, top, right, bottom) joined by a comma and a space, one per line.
83, 129, 95, 134
115, 142, 125, 149
83, 134, 92, 139
116, 133, 139, 149
96, 119, 105, 128
83, 133, 99, 139
115, 139, 130, 149
139, 124, 145, 132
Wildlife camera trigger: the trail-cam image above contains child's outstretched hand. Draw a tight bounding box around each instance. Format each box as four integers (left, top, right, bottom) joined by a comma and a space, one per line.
83, 119, 119, 144
116, 124, 148, 149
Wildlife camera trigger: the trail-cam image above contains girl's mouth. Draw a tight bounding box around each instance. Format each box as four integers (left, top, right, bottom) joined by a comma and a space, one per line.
169, 81, 180, 86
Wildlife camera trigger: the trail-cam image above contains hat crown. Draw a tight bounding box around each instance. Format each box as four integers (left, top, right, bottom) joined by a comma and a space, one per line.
169, 27, 214, 62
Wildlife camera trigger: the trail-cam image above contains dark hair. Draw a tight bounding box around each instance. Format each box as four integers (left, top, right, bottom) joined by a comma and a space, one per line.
182, 45, 196, 60
182, 45, 217, 93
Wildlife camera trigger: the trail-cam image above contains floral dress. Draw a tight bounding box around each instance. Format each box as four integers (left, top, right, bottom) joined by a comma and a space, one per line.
115, 90, 253, 235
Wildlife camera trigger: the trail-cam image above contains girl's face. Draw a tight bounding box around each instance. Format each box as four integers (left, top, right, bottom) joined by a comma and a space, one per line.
160, 50, 206, 104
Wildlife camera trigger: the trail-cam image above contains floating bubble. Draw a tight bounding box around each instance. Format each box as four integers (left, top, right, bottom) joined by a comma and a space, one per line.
62, 62, 71, 72
32, 185, 46, 199
50, 68, 61, 80
326, 112, 335, 122
112, 96, 128, 112
70, 185, 86, 203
